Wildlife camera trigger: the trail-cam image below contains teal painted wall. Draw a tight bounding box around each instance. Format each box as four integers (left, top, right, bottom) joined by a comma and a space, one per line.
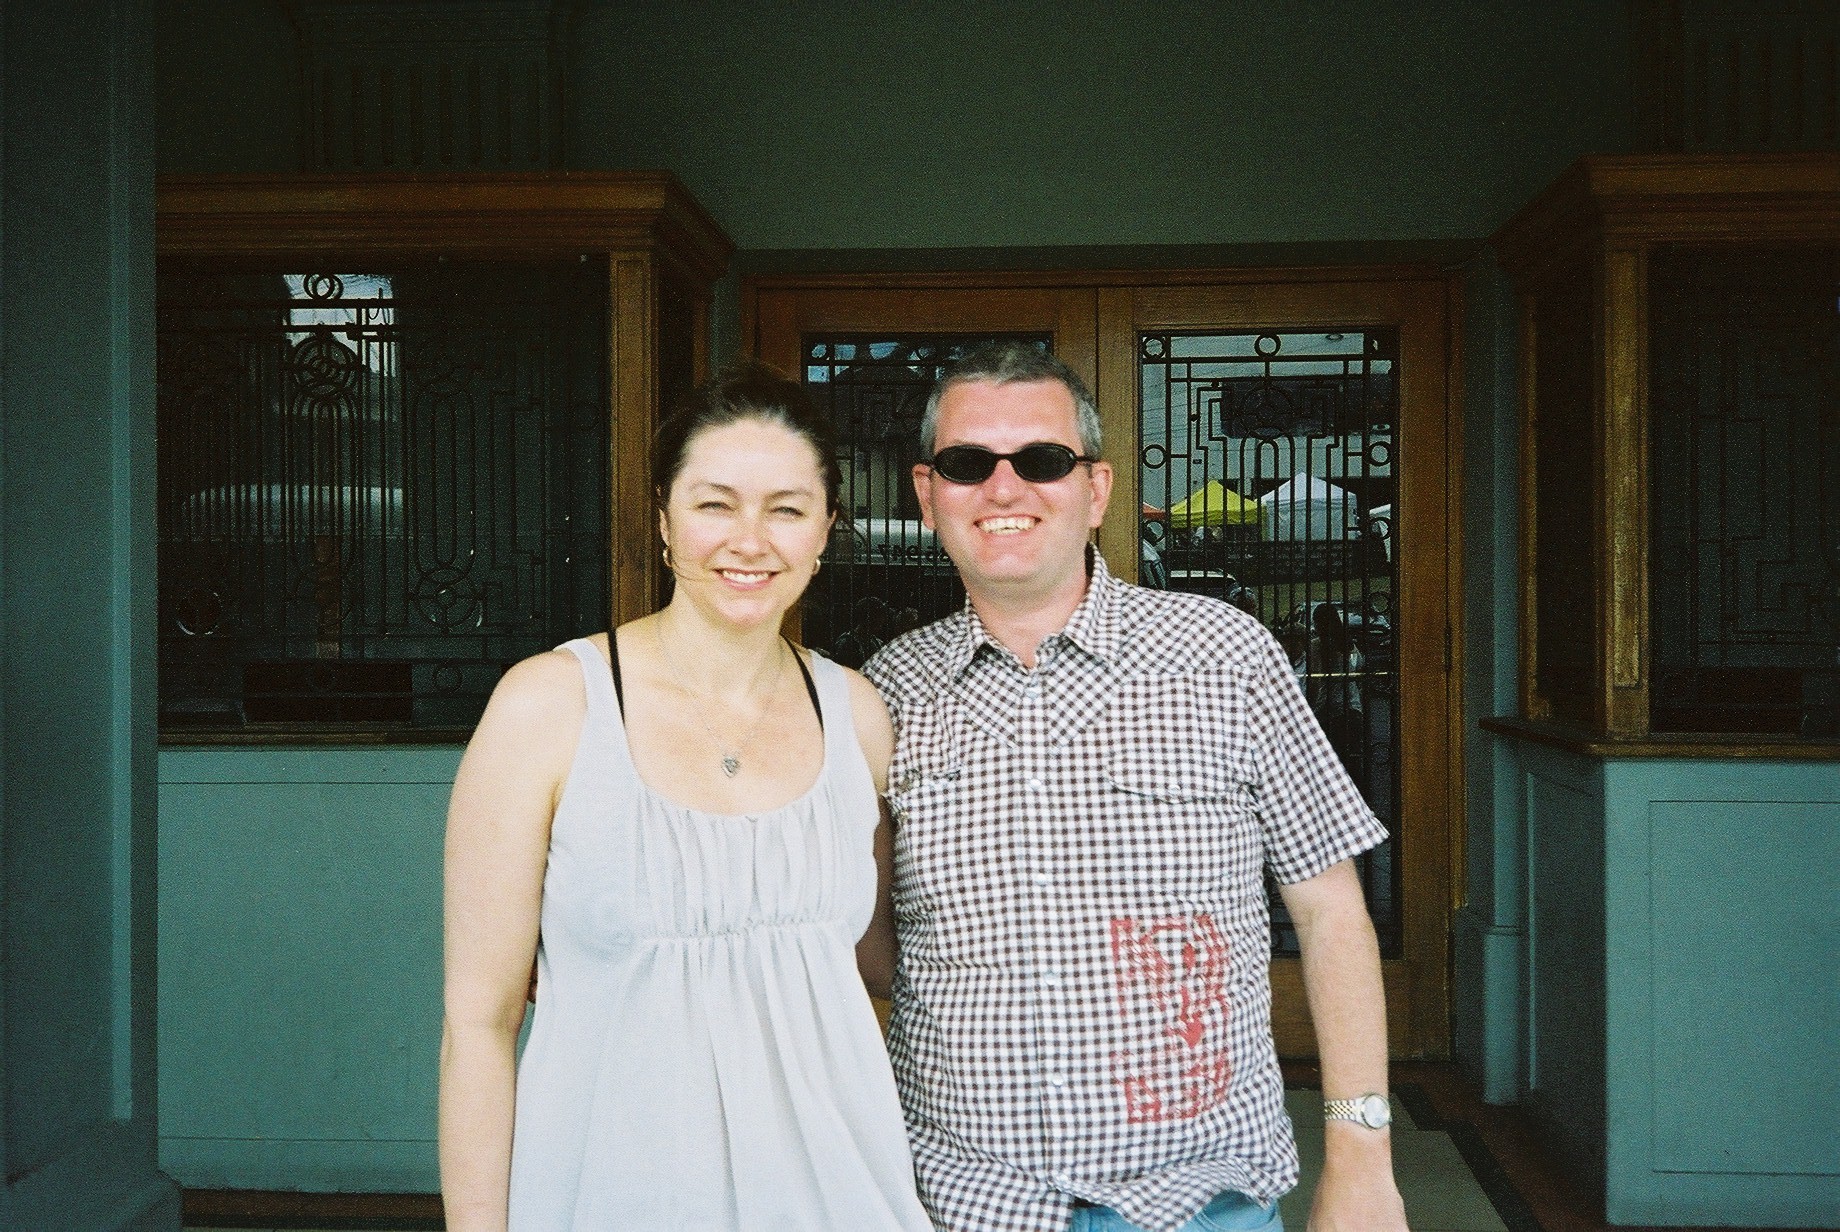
156, 0, 1633, 249
1454, 253, 1525, 1105
571, 0, 1631, 250
158, 748, 460, 1191
1601, 761, 1840, 1227
1521, 747, 1607, 1195
2, 0, 180, 1226
1509, 746, 1840, 1227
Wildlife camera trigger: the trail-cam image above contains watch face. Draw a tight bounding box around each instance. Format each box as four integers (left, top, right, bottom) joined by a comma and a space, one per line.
1358, 1093, 1392, 1128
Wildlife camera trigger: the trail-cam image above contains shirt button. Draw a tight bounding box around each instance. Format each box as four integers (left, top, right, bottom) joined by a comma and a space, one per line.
1026, 776, 1044, 792
1041, 970, 1062, 988
1032, 870, 1051, 887
1046, 1072, 1067, 1089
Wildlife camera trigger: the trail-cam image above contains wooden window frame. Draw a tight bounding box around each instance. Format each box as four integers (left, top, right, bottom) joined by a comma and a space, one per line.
1488, 153, 1840, 758
156, 172, 732, 742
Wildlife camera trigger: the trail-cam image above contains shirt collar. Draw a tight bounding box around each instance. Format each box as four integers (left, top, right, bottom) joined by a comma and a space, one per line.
943, 548, 1127, 681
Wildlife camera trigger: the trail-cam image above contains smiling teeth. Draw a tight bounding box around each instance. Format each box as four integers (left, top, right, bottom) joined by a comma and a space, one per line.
720, 570, 771, 582
979, 517, 1034, 535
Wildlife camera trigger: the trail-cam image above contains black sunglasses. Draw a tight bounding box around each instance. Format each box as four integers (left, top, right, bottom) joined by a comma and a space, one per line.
927, 442, 1098, 485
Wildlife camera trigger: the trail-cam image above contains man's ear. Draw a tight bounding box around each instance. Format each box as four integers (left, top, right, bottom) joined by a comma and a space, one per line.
1086, 460, 1115, 529
912, 462, 938, 530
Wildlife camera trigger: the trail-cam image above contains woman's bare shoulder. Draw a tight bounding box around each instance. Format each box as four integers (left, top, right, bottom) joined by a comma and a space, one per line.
833, 661, 894, 787
838, 663, 891, 719
475, 641, 593, 741
800, 647, 893, 726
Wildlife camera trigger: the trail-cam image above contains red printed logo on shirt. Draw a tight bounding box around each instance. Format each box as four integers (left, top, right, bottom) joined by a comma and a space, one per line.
1108, 913, 1232, 1122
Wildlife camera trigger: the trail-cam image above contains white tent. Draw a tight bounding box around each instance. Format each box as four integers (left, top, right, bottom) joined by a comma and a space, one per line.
1256, 473, 1357, 542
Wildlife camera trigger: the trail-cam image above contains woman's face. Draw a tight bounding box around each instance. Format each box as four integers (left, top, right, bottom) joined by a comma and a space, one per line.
660, 416, 835, 632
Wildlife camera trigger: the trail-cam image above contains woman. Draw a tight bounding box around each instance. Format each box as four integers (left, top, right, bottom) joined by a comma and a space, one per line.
439, 363, 929, 1231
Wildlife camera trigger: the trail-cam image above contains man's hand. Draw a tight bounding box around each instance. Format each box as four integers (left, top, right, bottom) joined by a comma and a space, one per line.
1308, 1122, 1409, 1231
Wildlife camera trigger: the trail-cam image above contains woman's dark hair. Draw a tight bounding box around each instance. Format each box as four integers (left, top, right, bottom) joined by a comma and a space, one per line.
652, 360, 843, 515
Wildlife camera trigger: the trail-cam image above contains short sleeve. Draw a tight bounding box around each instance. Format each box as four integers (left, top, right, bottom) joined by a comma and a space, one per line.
1246, 632, 1388, 884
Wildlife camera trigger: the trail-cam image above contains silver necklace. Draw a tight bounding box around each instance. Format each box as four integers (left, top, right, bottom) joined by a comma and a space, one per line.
653, 621, 787, 778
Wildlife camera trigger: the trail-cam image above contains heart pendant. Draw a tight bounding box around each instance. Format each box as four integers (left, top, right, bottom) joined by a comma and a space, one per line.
721, 755, 740, 778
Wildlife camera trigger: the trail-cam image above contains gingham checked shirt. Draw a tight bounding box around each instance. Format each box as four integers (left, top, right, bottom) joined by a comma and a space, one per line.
863, 553, 1387, 1232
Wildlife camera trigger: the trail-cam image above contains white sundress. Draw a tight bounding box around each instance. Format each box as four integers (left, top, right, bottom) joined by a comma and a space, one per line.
506, 638, 931, 1231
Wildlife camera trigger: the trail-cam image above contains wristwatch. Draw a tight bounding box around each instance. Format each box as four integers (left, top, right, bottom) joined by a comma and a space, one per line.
1322, 1092, 1392, 1129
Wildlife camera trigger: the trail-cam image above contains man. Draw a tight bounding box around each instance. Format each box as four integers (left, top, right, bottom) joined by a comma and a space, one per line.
863, 342, 1408, 1232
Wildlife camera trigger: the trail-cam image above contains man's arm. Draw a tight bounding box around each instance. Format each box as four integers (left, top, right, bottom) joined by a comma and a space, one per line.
1278, 858, 1409, 1232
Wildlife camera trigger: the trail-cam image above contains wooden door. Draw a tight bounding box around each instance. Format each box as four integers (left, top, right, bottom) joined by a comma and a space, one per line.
1111, 276, 1456, 1059
747, 272, 1455, 1059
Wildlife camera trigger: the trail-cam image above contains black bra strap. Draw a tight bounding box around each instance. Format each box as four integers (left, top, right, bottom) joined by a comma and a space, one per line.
788, 638, 823, 732
606, 631, 821, 731
607, 632, 626, 718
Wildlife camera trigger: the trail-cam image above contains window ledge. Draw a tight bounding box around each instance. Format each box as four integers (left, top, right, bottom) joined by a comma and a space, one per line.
160, 725, 472, 747
1479, 715, 1840, 761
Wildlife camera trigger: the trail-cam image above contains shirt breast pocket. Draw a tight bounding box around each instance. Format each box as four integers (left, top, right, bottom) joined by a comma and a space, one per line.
884, 752, 967, 926
1100, 749, 1260, 898
886, 754, 962, 823
1104, 747, 1237, 805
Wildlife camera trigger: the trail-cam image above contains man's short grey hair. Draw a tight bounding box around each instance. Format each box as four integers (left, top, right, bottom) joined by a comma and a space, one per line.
919, 341, 1103, 458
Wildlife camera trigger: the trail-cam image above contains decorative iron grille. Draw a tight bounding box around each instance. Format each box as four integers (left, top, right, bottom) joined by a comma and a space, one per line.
799, 335, 1051, 666
1139, 330, 1401, 955
157, 259, 610, 731
1649, 245, 1840, 735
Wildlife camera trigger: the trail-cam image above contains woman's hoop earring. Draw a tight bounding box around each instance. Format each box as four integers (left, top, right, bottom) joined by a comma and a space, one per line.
662, 543, 676, 571
812, 556, 821, 576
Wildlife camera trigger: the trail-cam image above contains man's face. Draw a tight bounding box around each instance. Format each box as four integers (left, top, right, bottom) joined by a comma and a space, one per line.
913, 377, 1113, 613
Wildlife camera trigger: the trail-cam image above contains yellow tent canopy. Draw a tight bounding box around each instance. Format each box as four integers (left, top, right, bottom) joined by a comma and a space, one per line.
1166, 479, 1260, 529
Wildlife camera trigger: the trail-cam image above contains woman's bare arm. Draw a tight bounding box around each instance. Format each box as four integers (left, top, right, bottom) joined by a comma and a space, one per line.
438, 650, 581, 1232
843, 668, 899, 1001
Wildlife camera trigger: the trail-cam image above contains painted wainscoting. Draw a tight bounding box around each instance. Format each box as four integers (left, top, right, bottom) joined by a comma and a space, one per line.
158, 746, 462, 1192
1507, 741, 1840, 1228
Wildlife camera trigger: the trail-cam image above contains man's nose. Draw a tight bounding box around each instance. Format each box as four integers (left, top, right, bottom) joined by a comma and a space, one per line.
984, 457, 1025, 498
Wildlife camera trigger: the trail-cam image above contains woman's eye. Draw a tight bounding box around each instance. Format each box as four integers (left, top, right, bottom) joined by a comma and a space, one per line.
774, 505, 807, 518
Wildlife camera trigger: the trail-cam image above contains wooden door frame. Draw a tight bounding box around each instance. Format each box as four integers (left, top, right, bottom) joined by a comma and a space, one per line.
1123, 274, 1459, 1059
745, 267, 1460, 1059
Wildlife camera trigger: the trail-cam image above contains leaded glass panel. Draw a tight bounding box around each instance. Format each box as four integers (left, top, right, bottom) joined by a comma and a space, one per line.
157, 259, 610, 730
1140, 330, 1401, 955
1649, 245, 1840, 735
1531, 267, 1598, 725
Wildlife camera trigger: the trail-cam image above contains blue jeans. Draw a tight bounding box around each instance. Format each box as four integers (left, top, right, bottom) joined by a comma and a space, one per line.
1069, 1191, 1283, 1232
